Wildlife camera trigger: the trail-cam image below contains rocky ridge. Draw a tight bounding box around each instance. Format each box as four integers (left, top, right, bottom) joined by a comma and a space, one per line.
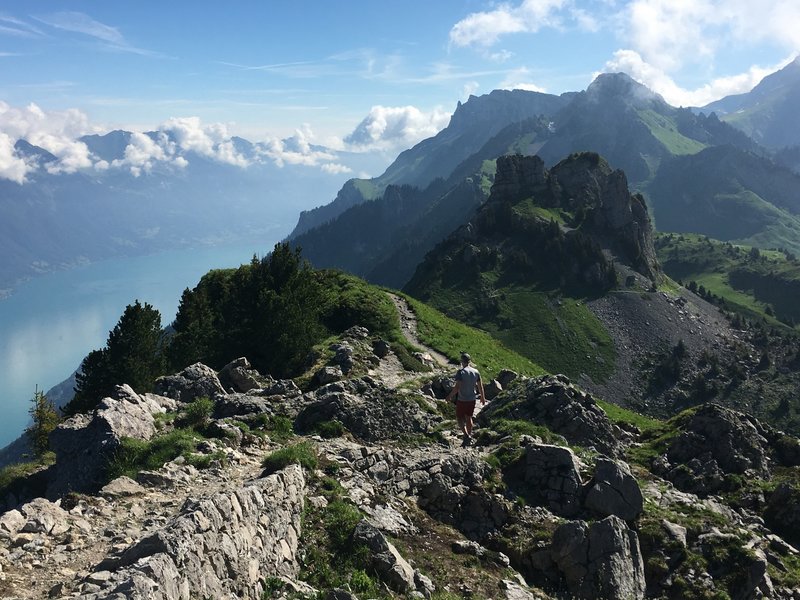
2, 301, 800, 599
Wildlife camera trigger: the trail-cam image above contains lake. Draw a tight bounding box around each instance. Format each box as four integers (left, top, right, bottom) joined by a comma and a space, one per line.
0, 240, 277, 448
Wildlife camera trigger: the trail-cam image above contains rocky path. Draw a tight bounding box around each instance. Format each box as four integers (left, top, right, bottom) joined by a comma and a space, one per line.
0, 443, 270, 599
387, 293, 451, 368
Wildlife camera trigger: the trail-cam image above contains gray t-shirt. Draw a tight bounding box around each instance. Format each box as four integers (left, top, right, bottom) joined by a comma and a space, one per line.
455, 366, 481, 402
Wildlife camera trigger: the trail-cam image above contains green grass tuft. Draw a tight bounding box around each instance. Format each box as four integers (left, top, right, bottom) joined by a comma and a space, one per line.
262, 441, 318, 475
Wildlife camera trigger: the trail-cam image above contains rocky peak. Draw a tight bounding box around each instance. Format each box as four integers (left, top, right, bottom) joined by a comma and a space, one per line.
585, 72, 666, 110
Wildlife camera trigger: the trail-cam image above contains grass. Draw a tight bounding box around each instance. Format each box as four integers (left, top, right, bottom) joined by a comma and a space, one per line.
0, 451, 54, 498
262, 441, 318, 475
637, 109, 707, 155
107, 429, 204, 480
596, 399, 665, 434
655, 232, 800, 328
403, 293, 546, 381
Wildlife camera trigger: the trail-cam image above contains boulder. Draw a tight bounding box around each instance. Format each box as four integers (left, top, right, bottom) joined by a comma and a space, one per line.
47, 385, 164, 496
484, 379, 503, 401
0, 509, 26, 538
497, 370, 518, 388
315, 366, 343, 386
352, 519, 416, 593
764, 483, 800, 546
100, 476, 146, 498
550, 515, 646, 599
20, 497, 71, 536
584, 457, 643, 520
218, 357, 266, 393
521, 443, 583, 517
372, 340, 391, 358
153, 362, 225, 403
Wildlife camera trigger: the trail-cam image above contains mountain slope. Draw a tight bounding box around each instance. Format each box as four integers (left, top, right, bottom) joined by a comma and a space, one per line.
289, 90, 568, 238
701, 57, 800, 149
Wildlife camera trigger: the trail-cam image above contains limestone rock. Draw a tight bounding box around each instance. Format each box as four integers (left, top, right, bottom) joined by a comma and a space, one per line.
521, 443, 583, 517
48, 385, 163, 496
479, 375, 627, 457
218, 357, 267, 393
353, 519, 416, 593
153, 362, 225, 403
551, 515, 646, 599
0, 509, 25, 538
100, 476, 146, 498
584, 457, 643, 520
79, 465, 306, 599
20, 497, 70, 536
372, 340, 391, 358
484, 379, 503, 401
655, 404, 774, 496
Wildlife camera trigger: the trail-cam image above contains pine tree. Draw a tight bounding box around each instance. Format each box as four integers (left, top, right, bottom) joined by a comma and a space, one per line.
25, 386, 59, 457
68, 300, 165, 415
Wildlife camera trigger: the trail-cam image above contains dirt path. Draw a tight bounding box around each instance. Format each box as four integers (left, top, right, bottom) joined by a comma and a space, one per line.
387, 293, 451, 367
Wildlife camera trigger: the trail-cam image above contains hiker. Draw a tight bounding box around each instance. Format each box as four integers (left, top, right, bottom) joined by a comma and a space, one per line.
446, 352, 486, 444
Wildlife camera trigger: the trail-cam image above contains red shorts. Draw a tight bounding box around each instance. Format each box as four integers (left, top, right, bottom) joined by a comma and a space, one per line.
456, 400, 476, 420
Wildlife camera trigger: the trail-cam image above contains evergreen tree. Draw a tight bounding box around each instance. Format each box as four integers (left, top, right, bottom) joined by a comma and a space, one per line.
25, 386, 59, 457
68, 300, 165, 415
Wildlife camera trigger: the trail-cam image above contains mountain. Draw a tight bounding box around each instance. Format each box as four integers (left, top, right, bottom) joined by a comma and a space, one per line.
289, 90, 569, 237
648, 144, 800, 252
700, 57, 800, 149
3, 256, 800, 599
291, 118, 553, 289
291, 71, 800, 289
0, 131, 384, 293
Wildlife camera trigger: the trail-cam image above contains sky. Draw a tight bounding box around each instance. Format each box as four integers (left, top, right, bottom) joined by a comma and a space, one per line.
0, 0, 798, 183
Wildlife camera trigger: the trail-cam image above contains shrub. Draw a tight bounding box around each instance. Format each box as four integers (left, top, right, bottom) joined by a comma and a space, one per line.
315, 420, 345, 439
262, 442, 318, 475
107, 429, 200, 479
181, 396, 214, 429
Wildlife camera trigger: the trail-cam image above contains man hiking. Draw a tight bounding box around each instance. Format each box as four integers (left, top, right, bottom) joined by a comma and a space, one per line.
446, 352, 486, 445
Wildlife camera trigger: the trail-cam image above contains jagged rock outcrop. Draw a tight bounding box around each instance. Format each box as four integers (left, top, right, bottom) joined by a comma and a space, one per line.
47, 385, 169, 497
653, 403, 778, 495
71, 465, 305, 600
218, 357, 267, 393
479, 374, 629, 457
550, 515, 646, 600
154, 362, 225, 403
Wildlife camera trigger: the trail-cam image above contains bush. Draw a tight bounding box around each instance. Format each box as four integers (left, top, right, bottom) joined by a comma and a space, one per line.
315, 420, 345, 439
181, 396, 214, 429
262, 442, 318, 475
107, 429, 201, 479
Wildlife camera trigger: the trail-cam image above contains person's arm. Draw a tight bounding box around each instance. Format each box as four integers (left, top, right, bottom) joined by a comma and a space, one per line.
447, 381, 461, 403
478, 378, 486, 405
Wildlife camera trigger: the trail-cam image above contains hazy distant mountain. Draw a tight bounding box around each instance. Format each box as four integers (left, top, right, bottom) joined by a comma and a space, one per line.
0, 131, 385, 293
289, 90, 569, 237
700, 57, 800, 149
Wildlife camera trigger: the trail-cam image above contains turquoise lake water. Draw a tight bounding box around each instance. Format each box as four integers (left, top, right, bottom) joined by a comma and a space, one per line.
0, 241, 277, 448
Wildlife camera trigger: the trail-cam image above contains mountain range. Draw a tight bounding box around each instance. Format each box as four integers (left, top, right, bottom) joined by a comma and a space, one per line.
289, 65, 800, 290
0, 131, 385, 294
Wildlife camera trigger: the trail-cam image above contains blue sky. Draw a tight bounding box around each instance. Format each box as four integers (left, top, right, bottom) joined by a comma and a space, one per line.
0, 0, 798, 182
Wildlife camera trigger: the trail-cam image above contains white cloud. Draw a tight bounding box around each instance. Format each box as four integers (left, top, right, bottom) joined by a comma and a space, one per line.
112, 131, 182, 176
622, 0, 800, 72
321, 163, 352, 175
500, 67, 547, 93
462, 81, 480, 99
450, 0, 584, 47
343, 105, 450, 151
600, 49, 794, 106
0, 101, 97, 178
257, 124, 338, 170
35, 11, 123, 44
161, 117, 249, 167
0, 132, 30, 184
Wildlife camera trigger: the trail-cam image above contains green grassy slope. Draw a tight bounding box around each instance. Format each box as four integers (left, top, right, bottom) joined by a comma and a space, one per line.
655, 232, 800, 328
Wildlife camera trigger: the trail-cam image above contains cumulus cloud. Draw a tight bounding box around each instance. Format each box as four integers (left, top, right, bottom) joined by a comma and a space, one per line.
462, 81, 480, 99
0, 101, 97, 180
599, 49, 793, 106
0, 132, 30, 184
343, 105, 450, 151
320, 163, 353, 175
161, 117, 249, 167
622, 0, 800, 72
256, 124, 340, 170
450, 0, 586, 47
